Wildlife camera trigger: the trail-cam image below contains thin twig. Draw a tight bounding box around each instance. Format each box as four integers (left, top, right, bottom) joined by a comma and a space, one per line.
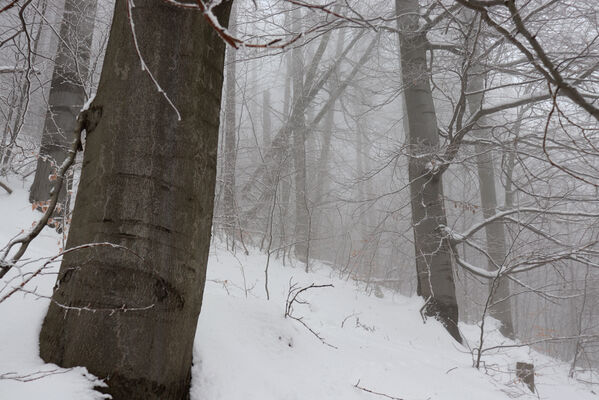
354, 380, 407, 400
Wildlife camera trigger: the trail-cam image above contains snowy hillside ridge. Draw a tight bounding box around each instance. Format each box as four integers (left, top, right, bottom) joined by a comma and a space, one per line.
0, 178, 596, 400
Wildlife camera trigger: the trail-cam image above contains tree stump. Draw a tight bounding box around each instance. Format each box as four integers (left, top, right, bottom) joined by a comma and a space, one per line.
516, 362, 535, 393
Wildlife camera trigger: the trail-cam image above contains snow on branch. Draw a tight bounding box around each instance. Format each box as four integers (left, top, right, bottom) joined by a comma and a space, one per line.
0, 105, 102, 280
443, 207, 599, 245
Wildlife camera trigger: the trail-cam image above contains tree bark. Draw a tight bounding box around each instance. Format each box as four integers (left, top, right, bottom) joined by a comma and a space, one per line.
396, 0, 461, 342
29, 0, 97, 205
39, 1, 232, 399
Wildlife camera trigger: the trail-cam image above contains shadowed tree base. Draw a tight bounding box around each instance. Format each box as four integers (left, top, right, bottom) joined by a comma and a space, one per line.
95, 373, 192, 400
424, 298, 462, 343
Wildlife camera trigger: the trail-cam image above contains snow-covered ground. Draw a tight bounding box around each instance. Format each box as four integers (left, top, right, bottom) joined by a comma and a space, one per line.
1, 177, 597, 399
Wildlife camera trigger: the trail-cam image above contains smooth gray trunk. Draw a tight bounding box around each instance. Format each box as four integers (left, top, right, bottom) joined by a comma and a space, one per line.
396, 0, 461, 342
39, 1, 232, 399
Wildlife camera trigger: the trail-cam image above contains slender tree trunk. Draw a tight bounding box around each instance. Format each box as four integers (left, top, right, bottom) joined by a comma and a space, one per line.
354, 90, 376, 282
39, 1, 232, 399
275, 63, 292, 261
29, 0, 97, 204
223, 4, 238, 241
467, 66, 514, 338
290, 9, 310, 265
311, 27, 345, 261
396, 0, 461, 342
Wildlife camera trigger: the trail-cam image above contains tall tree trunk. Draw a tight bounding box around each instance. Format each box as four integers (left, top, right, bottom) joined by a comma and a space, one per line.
354, 89, 376, 282
29, 0, 97, 204
290, 9, 310, 265
396, 0, 461, 342
223, 4, 238, 241
39, 1, 232, 399
467, 67, 514, 338
275, 59, 293, 261
311, 27, 345, 261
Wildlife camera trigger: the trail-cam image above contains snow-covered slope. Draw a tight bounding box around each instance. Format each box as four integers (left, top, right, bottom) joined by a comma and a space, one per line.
1, 178, 596, 399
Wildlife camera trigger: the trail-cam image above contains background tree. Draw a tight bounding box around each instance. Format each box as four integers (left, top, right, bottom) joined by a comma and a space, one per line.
29, 0, 97, 207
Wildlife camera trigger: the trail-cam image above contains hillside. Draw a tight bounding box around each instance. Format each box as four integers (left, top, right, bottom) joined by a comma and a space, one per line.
0, 178, 596, 400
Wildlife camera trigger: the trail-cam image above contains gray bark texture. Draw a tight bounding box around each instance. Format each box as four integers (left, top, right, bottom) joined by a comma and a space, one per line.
38, 1, 232, 399
396, 0, 461, 342
29, 0, 97, 205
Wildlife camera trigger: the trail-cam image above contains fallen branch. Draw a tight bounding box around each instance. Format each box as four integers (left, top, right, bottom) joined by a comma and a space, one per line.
353, 380, 406, 400
285, 279, 336, 348
0, 180, 12, 194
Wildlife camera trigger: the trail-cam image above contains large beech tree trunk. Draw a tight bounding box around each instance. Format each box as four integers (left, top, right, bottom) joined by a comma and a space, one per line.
29, 0, 97, 205
396, 0, 461, 342
39, 1, 232, 399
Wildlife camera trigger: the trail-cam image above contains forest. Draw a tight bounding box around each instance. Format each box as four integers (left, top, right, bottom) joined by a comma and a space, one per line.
0, 0, 598, 399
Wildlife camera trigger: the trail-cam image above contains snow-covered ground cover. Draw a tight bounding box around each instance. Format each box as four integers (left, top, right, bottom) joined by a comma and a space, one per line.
1, 177, 597, 399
